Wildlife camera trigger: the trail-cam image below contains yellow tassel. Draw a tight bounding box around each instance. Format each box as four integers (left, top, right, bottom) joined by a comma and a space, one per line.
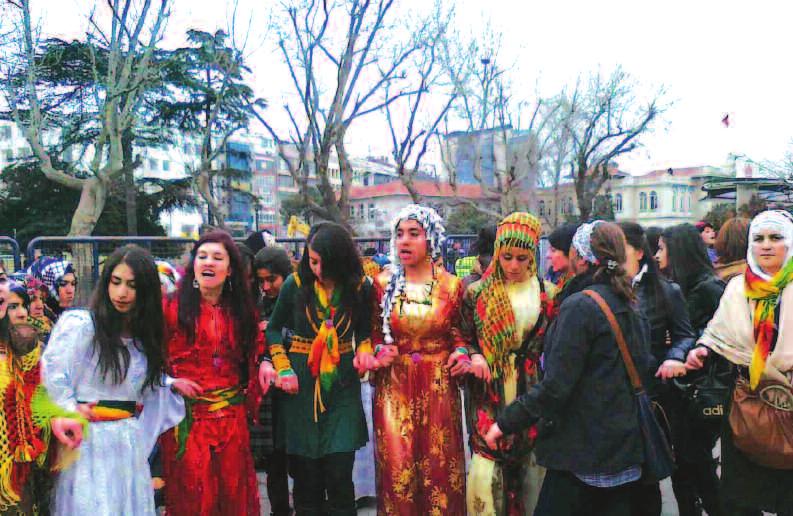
0, 459, 20, 508
313, 378, 327, 423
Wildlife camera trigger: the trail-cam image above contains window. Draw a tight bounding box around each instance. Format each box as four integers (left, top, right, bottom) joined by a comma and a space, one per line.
350, 205, 355, 218
649, 191, 658, 211
538, 200, 546, 216
615, 193, 623, 212
359, 203, 364, 219
368, 203, 375, 220
672, 188, 678, 212
162, 160, 171, 172
148, 158, 159, 171
565, 197, 574, 214
0, 126, 11, 140
639, 192, 647, 211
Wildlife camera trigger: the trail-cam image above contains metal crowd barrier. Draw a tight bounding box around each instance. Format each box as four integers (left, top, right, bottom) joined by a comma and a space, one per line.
0, 237, 21, 272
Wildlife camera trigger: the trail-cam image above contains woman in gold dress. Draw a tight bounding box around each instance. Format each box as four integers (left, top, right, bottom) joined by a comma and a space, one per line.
366, 204, 489, 516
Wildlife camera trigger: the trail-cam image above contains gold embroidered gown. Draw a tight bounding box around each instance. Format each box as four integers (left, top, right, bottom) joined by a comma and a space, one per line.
372, 269, 469, 516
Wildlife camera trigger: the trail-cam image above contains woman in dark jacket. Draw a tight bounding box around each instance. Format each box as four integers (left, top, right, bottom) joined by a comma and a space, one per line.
485, 221, 652, 516
655, 223, 726, 516
621, 222, 697, 516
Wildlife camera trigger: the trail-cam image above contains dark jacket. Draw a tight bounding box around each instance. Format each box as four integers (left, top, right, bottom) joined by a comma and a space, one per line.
497, 282, 651, 475
684, 271, 726, 335
635, 273, 696, 366
553, 267, 595, 307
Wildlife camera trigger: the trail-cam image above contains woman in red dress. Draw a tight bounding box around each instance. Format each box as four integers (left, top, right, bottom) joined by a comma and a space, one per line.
160, 230, 273, 515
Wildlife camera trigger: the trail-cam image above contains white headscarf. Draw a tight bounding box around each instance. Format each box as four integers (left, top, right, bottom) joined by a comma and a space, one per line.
572, 220, 604, 264
747, 210, 793, 281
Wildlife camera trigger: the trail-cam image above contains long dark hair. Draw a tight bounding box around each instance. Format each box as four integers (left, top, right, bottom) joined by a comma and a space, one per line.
176, 231, 257, 354
619, 222, 669, 313
590, 222, 635, 302
297, 222, 364, 317
661, 223, 715, 295
90, 245, 164, 390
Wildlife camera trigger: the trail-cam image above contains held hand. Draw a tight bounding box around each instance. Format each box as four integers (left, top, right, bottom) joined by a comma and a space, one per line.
353, 352, 379, 375
484, 422, 503, 450
258, 361, 277, 395
470, 354, 492, 382
76, 402, 96, 422
51, 417, 83, 449
685, 347, 709, 371
171, 378, 204, 398
276, 370, 299, 394
655, 360, 688, 380
375, 345, 399, 368
446, 350, 472, 377
258, 320, 268, 332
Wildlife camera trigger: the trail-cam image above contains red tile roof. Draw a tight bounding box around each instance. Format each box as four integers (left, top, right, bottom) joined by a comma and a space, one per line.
348, 180, 487, 200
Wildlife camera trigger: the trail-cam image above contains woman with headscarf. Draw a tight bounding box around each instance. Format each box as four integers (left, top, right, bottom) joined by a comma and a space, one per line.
485, 221, 654, 516
366, 204, 487, 516
27, 258, 77, 320
686, 210, 793, 516
462, 212, 554, 515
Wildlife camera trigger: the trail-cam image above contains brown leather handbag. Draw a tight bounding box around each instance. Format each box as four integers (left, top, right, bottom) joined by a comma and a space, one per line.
728, 377, 793, 469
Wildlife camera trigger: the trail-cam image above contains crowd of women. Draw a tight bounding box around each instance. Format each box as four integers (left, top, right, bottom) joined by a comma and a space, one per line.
0, 204, 790, 516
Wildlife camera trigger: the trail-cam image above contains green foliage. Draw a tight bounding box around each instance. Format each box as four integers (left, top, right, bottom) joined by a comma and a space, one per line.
280, 189, 323, 225
0, 162, 196, 248
703, 203, 736, 231
445, 204, 498, 234
590, 194, 615, 221
738, 194, 768, 219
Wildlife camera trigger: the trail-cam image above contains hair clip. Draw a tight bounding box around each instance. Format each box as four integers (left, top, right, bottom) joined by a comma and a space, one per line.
607, 260, 618, 270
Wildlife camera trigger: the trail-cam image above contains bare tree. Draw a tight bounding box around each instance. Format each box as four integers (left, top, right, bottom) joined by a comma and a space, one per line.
383, 1, 456, 203
254, 0, 425, 226
2, 0, 169, 236
437, 27, 560, 218
565, 67, 666, 221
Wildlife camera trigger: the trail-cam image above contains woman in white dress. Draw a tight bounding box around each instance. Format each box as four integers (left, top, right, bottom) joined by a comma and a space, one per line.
42, 245, 196, 515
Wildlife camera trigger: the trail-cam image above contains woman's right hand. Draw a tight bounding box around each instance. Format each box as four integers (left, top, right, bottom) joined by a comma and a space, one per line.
375, 345, 399, 368
171, 378, 204, 398
685, 347, 709, 371
51, 417, 83, 449
275, 370, 299, 394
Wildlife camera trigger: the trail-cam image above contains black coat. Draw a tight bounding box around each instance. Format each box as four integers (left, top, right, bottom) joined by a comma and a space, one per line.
635, 273, 696, 366
497, 282, 651, 475
684, 271, 726, 336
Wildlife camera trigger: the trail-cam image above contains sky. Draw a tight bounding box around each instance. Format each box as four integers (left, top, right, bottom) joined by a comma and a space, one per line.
30, 0, 793, 175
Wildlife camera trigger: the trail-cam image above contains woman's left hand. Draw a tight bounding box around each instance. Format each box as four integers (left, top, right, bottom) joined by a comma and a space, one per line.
484, 422, 503, 450
259, 360, 277, 395
655, 360, 687, 380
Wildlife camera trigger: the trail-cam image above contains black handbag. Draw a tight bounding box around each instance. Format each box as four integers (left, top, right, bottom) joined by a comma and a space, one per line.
673, 355, 731, 421
584, 290, 676, 483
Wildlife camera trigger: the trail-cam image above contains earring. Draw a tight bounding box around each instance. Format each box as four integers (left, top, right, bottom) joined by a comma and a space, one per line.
226, 277, 233, 292
192, 279, 199, 289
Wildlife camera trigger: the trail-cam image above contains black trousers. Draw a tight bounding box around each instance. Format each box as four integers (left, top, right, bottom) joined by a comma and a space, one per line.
289, 452, 355, 516
266, 448, 291, 516
534, 469, 633, 516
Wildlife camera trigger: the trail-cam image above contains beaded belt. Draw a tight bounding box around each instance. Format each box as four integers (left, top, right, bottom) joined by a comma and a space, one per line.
289, 335, 353, 354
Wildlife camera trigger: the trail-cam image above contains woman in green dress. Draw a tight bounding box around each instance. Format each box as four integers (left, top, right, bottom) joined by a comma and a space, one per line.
265, 222, 374, 516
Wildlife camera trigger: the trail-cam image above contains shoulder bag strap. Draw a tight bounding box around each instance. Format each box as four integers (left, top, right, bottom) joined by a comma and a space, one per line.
583, 289, 644, 393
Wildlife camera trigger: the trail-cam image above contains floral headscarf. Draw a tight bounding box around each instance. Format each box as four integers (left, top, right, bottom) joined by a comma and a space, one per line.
474, 212, 542, 379
381, 204, 446, 344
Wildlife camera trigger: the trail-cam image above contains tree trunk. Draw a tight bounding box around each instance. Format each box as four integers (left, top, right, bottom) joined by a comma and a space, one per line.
122, 129, 137, 235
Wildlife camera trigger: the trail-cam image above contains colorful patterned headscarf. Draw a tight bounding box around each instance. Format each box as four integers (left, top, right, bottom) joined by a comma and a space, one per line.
743, 210, 793, 388
572, 220, 604, 264
474, 212, 542, 379
27, 257, 74, 301
381, 204, 446, 344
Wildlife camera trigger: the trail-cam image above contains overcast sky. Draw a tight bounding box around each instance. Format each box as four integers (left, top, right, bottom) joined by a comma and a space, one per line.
35, 0, 793, 175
